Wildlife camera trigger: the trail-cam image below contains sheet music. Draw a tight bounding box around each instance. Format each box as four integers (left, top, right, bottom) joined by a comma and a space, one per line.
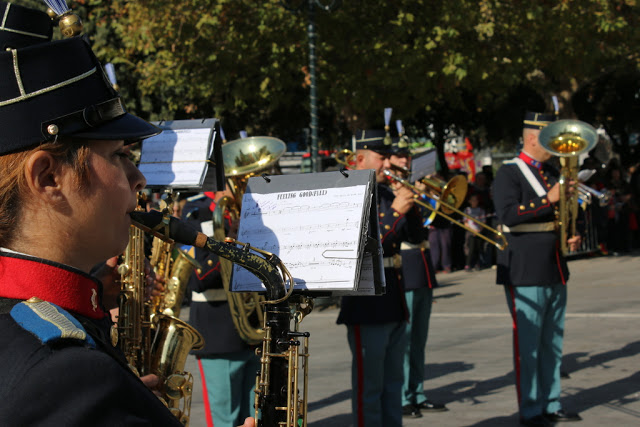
410, 148, 437, 182
139, 127, 214, 188
231, 184, 371, 292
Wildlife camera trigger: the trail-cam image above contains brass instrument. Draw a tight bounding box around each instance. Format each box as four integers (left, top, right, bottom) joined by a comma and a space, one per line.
384, 170, 508, 250
539, 119, 598, 255
118, 214, 205, 426
117, 224, 152, 377
150, 236, 202, 318
335, 149, 355, 169
578, 183, 610, 207
213, 136, 286, 345
131, 210, 311, 427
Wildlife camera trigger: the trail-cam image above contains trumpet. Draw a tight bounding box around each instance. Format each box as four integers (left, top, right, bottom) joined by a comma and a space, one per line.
383, 170, 508, 250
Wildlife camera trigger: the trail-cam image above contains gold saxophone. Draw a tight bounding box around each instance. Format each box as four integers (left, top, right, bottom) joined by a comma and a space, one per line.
131, 210, 312, 427
118, 222, 204, 426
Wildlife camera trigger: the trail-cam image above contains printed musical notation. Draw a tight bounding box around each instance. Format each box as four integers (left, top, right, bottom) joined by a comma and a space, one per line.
139, 127, 214, 188
231, 184, 371, 292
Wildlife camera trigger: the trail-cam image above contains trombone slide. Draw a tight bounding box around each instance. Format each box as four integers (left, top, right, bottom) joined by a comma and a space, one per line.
383, 170, 508, 250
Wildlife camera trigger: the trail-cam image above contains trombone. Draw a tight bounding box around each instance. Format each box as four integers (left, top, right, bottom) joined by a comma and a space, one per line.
383, 170, 508, 251
335, 149, 355, 169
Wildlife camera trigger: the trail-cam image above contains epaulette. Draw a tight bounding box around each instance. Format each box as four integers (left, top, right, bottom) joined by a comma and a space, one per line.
10, 297, 96, 348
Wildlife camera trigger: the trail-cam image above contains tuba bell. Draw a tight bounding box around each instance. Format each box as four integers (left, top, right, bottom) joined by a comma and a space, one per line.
214, 136, 287, 345
539, 119, 598, 255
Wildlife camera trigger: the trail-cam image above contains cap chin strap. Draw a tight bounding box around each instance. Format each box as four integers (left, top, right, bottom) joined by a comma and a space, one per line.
40, 97, 126, 141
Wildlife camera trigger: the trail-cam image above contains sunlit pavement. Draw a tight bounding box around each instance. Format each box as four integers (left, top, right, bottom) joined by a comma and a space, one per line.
185, 251, 640, 426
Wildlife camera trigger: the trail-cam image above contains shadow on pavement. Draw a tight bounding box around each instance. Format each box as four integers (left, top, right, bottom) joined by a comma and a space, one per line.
308, 389, 351, 412
563, 340, 640, 375
307, 412, 351, 426
425, 361, 475, 381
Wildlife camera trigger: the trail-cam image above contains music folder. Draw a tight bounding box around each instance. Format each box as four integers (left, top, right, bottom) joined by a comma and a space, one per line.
230, 169, 385, 296
138, 118, 225, 192
409, 147, 437, 182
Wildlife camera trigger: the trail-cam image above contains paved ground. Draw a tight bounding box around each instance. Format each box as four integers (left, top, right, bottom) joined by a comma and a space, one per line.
184, 251, 640, 426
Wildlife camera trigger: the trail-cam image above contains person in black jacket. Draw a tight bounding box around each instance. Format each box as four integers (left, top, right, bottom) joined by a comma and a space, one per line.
493, 112, 582, 427
0, 3, 254, 426
182, 192, 260, 427
388, 139, 448, 418
337, 130, 423, 427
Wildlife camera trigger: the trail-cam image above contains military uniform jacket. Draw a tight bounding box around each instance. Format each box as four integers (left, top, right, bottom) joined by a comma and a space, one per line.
337, 184, 424, 325
493, 158, 569, 286
182, 196, 253, 357
402, 204, 437, 290
400, 247, 437, 290
0, 252, 182, 426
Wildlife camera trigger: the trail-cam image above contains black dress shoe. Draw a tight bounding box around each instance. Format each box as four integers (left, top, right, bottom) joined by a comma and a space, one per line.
544, 409, 582, 422
402, 404, 422, 418
417, 400, 449, 412
520, 415, 553, 427
561, 370, 571, 379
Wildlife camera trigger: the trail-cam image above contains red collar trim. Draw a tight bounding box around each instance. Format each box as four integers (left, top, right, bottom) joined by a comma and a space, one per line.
518, 152, 543, 170
0, 253, 107, 319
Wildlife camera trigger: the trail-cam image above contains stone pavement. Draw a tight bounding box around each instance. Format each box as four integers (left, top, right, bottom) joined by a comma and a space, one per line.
184, 251, 640, 426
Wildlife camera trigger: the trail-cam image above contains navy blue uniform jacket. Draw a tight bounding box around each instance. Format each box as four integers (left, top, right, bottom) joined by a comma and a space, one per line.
493, 161, 569, 286
0, 254, 182, 426
182, 197, 254, 356
337, 184, 424, 325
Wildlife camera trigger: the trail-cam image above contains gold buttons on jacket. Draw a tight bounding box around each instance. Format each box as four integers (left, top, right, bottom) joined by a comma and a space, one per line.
379, 212, 385, 218
384, 225, 391, 230
393, 212, 400, 217
530, 202, 535, 208
520, 205, 526, 210
542, 198, 547, 204
207, 259, 214, 266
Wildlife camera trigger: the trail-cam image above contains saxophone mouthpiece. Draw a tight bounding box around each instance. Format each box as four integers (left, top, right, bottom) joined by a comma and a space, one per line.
129, 211, 208, 248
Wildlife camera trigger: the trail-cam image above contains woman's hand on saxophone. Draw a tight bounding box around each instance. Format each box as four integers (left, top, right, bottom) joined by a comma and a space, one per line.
140, 374, 163, 398
143, 258, 165, 299
239, 417, 255, 427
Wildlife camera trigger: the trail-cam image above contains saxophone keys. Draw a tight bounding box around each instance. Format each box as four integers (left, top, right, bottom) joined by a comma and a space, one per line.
110, 324, 119, 347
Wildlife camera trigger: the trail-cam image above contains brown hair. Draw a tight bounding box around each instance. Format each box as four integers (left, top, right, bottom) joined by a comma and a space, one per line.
0, 140, 91, 247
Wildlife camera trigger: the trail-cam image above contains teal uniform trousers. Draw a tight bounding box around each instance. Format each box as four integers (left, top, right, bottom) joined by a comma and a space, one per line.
346, 322, 407, 427
504, 284, 566, 420
197, 350, 260, 427
402, 286, 434, 406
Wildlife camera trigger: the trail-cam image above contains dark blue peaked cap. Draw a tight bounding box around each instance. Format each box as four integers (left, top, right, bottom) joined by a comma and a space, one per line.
523, 111, 556, 130
390, 136, 410, 156
0, 1, 53, 49
354, 129, 392, 154
0, 36, 160, 155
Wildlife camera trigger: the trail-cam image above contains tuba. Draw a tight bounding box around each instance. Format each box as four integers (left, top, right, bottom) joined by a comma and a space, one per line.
212, 136, 287, 345
131, 210, 312, 427
118, 211, 204, 426
539, 119, 598, 255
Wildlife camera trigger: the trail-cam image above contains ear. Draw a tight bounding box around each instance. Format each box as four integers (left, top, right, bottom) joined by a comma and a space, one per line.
24, 151, 65, 203
356, 151, 366, 168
